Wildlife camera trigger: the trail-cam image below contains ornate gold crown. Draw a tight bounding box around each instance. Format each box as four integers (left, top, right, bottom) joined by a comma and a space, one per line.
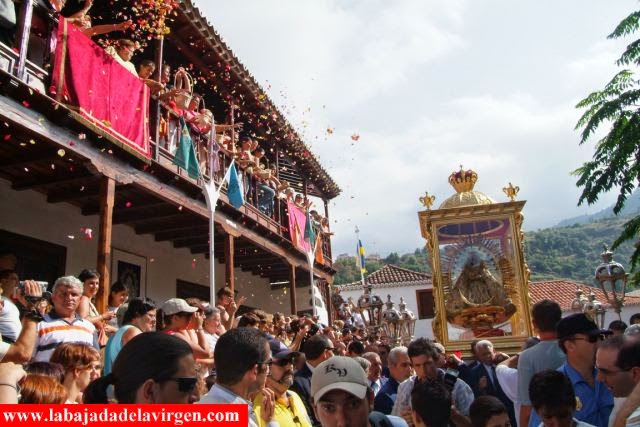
448, 166, 478, 193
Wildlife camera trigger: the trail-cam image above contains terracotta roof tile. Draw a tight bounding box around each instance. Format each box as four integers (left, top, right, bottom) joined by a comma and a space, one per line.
529, 280, 640, 310
336, 265, 432, 291
366, 264, 431, 285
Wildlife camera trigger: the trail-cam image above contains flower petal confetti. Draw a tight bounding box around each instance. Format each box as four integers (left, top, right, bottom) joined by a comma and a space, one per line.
80, 227, 93, 240
57, 149, 66, 157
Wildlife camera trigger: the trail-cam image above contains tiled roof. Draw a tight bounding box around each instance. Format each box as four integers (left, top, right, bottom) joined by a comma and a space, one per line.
529, 280, 640, 310
336, 265, 432, 291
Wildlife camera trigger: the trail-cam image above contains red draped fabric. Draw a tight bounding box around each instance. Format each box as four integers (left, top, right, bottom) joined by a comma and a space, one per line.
51, 18, 151, 159
287, 202, 311, 252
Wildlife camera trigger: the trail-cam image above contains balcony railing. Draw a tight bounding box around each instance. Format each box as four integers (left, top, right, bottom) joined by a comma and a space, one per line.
0, 3, 334, 267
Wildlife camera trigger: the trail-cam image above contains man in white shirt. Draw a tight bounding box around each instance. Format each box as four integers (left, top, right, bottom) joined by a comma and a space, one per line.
596, 336, 640, 427
197, 328, 277, 427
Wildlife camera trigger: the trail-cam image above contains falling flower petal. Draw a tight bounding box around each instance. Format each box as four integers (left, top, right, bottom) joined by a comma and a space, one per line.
57, 149, 66, 157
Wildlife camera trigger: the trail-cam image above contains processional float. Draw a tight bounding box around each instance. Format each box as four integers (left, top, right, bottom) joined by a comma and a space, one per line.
418, 167, 534, 355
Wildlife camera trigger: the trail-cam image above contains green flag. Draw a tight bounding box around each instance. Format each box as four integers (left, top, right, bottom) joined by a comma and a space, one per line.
173, 118, 200, 179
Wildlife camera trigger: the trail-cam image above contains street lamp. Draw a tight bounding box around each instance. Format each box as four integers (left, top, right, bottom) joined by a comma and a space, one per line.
595, 245, 627, 321
398, 297, 417, 345
584, 290, 607, 329
381, 295, 402, 346
357, 282, 383, 334
570, 287, 588, 312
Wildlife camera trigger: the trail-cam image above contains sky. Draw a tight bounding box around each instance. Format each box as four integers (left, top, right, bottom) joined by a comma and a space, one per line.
197, 0, 638, 258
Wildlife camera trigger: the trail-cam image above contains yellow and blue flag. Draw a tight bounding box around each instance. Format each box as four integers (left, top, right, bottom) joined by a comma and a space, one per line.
356, 239, 366, 273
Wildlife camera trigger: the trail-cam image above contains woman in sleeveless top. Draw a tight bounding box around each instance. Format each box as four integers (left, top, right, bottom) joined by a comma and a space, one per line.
103, 297, 156, 375
77, 269, 117, 337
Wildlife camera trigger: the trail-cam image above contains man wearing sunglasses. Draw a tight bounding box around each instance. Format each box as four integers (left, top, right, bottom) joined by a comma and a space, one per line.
554, 313, 613, 427
254, 339, 312, 426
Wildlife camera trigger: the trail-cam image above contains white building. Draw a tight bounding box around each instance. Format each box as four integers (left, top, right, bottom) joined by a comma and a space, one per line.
335, 265, 434, 339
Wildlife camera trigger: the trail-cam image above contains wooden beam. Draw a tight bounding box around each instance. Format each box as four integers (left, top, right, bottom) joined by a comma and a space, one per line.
113, 206, 185, 224
190, 244, 209, 254
136, 221, 207, 235
173, 236, 208, 248
225, 234, 235, 294
289, 264, 297, 315
47, 187, 100, 203
83, 200, 167, 217
12, 173, 95, 191
0, 152, 60, 169
95, 177, 115, 314
154, 226, 209, 242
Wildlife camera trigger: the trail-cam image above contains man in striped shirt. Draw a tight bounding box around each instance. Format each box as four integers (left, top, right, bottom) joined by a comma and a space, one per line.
33, 276, 97, 362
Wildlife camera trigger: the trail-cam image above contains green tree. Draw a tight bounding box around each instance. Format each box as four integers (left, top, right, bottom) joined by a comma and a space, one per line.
575, 8, 640, 282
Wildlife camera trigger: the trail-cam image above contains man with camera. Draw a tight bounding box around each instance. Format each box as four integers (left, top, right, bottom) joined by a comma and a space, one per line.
0, 279, 45, 363
253, 339, 312, 426
0, 269, 22, 342
33, 276, 97, 362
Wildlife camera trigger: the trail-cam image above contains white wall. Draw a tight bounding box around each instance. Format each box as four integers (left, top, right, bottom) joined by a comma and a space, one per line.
340, 284, 434, 339
565, 305, 640, 328
0, 179, 288, 309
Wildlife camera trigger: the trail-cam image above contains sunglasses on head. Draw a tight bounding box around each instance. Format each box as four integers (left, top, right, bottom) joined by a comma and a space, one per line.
163, 377, 198, 393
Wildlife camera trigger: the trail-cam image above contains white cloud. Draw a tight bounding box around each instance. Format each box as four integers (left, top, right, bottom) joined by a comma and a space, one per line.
197, 0, 634, 257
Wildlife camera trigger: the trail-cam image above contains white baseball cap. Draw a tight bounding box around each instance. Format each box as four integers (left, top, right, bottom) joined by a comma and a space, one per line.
311, 356, 368, 404
160, 298, 198, 316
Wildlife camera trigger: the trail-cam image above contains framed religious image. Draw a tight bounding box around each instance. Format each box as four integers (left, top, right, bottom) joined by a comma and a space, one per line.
111, 247, 147, 298
420, 203, 534, 353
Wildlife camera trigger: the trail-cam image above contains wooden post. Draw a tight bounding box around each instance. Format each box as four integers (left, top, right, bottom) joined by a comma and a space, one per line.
95, 177, 115, 313
289, 264, 297, 315
14, 0, 34, 81
225, 234, 235, 294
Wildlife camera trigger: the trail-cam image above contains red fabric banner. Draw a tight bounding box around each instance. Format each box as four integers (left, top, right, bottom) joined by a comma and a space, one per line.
287, 201, 311, 252
51, 19, 151, 159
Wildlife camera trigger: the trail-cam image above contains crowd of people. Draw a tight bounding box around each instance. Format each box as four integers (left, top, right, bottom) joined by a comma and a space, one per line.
1, 268, 640, 427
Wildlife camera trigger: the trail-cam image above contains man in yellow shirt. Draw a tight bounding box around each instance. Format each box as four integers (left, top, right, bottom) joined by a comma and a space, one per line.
254, 339, 312, 427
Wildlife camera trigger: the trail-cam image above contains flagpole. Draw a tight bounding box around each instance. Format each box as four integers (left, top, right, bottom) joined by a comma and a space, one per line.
203, 105, 237, 307
203, 123, 217, 307
355, 225, 365, 287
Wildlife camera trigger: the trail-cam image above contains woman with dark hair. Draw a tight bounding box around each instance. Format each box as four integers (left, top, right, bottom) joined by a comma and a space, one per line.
50, 342, 101, 404
103, 297, 156, 375
77, 269, 116, 335
106, 281, 129, 329
24, 361, 65, 383
470, 396, 510, 427
84, 332, 198, 404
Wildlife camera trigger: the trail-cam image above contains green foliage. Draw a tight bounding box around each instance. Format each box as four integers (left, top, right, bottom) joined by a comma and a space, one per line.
575, 8, 640, 283
525, 215, 635, 285
333, 251, 430, 285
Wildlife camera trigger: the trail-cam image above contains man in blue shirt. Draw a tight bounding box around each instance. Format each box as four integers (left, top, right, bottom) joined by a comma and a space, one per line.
554, 313, 613, 427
